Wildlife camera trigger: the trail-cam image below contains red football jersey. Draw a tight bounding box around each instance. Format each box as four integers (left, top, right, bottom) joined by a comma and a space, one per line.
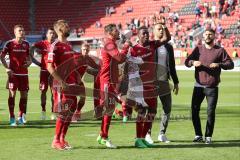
74, 53, 99, 79
100, 38, 129, 84
0, 39, 30, 75
130, 41, 162, 84
33, 40, 51, 70
48, 40, 76, 84
74, 53, 87, 78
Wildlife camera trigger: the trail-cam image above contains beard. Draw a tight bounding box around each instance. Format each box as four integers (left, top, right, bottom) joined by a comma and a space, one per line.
205, 39, 214, 45
64, 32, 70, 37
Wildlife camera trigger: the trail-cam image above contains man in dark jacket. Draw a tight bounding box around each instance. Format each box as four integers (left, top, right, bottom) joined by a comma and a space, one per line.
145, 22, 179, 144
185, 28, 234, 144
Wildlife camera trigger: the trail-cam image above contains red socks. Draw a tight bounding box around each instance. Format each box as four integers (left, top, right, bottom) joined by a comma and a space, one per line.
100, 115, 112, 139
61, 121, 71, 141
136, 121, 144, 138
55, 117, 64, 140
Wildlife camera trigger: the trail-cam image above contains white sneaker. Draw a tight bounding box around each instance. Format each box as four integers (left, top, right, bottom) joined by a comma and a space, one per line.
51, 113, 56, 120
22, 113, 27, 124
158, 134, 170, 143
205, 137, 212, 144
145, 133, 154, 144
41, 111, 46, 120
104, 139, 117, 149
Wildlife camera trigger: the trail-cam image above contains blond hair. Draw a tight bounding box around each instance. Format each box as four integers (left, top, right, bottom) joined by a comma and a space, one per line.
14, 24, 24, 31
53, 19, 68, 33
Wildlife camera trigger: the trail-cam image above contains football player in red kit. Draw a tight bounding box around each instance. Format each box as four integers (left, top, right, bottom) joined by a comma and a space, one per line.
48, 20, 98, 150
129, 25, 171, 148
0, 24, 31, 126
48, 20, 80, 150
97, 24, 131, 148
30, 28, 56, 120
71, 42, 99, 122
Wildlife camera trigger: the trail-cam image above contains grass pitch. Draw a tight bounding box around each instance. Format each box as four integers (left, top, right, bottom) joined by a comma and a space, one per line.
0, 67, 239, 160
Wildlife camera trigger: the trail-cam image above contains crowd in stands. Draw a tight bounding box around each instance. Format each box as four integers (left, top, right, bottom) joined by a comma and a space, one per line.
72, 27, 85, 38
68, 0, 239, 49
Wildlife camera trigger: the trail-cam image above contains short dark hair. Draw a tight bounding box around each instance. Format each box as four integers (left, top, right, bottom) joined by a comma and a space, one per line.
137, 26, 149, 35
104, 24, 117, 34
205, 28, 215, 34
47, 27, 54, 31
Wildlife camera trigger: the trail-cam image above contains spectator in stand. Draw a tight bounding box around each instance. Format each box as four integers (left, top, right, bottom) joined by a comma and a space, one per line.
74, 27, 85, 38
188, 36, 194, 49
210, 2, 217, 18
105, 6, 110, 16
204, 2, 211, 18
237, 19, 240, 29
219, 0, 225, 18
165, 4, 171, 13
95, 21, 102, 28
92, 38, 98, 49
41, 27, 47, 40
143, 17, 149, 27
109, 6, 116, 16
132, 25, 138, 35
172, 12, 179, 23
222, 1, 229, 15
195, 3, 202, 19
228, 0, 234, 8
134, 18, 140, 28
159, 6, 165, 13
192, 19, 201, 29
216, 23, 224, 35
203, 17, 216, 31
117, 22, 122, 31
127, 6, 133, 13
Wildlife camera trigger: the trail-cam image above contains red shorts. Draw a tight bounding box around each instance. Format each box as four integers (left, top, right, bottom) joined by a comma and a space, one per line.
7, 75, 29, 91
143, 84, 158, 109
52, 85, 77, 113
39, 70, 50, 91
100, 83, 117, 109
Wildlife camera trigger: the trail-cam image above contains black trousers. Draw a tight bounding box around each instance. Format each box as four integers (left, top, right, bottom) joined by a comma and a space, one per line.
191, 87, 218, 137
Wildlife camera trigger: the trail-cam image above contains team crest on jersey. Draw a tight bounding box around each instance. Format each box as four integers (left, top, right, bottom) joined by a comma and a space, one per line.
22, 43, 26, 47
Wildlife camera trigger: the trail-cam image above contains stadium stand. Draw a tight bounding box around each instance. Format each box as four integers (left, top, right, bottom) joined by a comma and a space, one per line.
0, 0, 239, 57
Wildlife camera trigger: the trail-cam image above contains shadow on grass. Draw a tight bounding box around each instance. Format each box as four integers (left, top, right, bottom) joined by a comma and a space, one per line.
170, 140, 240, 143
0, 120, 103, 129
73, 141, 240, 150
